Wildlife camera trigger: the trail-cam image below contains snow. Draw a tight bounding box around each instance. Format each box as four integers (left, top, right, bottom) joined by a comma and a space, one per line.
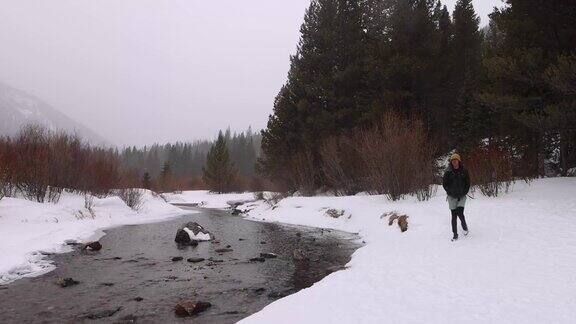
174, 178, 576, 323
0, 190, 188, 285
183, 227, 211, 241
165, 190, 255, 209
3, 179, 575, 322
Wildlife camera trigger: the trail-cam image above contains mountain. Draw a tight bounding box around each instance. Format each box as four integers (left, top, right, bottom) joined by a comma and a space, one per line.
0, 82, 109, 146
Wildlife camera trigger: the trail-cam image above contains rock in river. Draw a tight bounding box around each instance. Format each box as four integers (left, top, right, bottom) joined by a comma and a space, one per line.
56, 277, 79, 288
260, 253, 278, 259
83, 241, 103, 251
174, 301, 212, 317
175, 222, 213, 245
187, 257, 206, 263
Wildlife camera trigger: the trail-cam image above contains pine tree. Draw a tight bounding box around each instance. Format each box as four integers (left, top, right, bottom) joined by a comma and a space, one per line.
159, 161, 173, 192
261, 0, 371, 187
452, 0, 482, 82
203, 132, 237, 193
449, 0, 485, 149
481, 0, 576, 176
142, 172, 152, 190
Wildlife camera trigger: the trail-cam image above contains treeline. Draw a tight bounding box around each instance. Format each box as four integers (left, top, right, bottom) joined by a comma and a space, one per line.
0, 125, 139, 204
120, 128, 264, 192
260, 0, 576, 197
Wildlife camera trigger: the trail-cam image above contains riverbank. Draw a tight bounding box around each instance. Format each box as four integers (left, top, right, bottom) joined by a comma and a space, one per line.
168, 178, 576, 323
0, 190, 186, 284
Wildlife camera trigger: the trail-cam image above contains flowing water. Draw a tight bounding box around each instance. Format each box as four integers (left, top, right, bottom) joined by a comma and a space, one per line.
0, 207, 360, 323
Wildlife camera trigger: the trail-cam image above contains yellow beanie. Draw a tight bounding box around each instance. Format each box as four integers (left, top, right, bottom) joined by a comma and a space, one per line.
450, 153, 461, 162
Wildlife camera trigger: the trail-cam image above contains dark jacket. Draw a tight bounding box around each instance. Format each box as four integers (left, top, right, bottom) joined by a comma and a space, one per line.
442, 164, 470, 199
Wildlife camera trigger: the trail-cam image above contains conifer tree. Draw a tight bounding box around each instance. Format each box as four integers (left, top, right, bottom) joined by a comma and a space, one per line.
481, 0, 576, 176
142, 172, 152, 190
449, 0, 485, 149
261, 0, 370, 186
203, 132, 237, 193
159, 161, 172, 192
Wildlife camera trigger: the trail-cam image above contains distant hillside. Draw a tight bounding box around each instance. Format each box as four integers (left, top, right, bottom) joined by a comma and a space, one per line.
0, 82, 109, 145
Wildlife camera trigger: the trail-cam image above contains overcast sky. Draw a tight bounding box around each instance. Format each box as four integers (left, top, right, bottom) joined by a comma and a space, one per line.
0, 0, 503, 146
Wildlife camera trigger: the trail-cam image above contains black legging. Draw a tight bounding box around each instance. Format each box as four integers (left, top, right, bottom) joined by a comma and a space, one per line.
451, 207, 468, 235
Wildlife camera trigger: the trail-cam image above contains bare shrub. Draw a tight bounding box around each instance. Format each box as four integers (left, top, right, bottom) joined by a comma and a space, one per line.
291, 149, 318, 196
116, 188, 144, 211
320, 136, 364, 196
0, 124, 134, 203
0, 138, 16, 199
264, 192, 285, 207
354, 112, 437, 201
84, 194, 96, 218
466, 142, 515, 197
12, 125, 51, 202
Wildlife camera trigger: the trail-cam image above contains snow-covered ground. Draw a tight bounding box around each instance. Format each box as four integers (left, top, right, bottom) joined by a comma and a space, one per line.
170, 178, 576, 323
164, 190, 256, 209
0, 190, 187, 285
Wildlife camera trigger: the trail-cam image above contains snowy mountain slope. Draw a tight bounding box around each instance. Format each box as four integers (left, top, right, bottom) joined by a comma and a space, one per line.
0, 82, 109, 145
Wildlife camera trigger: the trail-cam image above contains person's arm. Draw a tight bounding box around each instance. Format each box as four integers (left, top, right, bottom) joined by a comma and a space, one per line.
464, 169, 471, 196
442, 171, 451, 196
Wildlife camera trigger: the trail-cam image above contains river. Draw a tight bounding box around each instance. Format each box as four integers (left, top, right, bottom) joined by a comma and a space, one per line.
0, 206, 360, 323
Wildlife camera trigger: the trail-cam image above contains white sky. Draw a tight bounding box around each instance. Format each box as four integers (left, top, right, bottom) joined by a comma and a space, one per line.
0, 0, 503, 146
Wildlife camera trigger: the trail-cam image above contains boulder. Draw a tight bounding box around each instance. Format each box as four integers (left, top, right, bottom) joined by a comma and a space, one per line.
57, 277, 79, 288
325, 209, 345, 218
174, 301, 212, 317
215, 248, 233, 253
83, 241, 102, 251
260, 253, 278, 259
187, 257, 206, 263
249, 257, 266, 262
175, 222, 213, 245
253, 288, 266, 294
84, 307, 122, 320
171, 256, 184, 262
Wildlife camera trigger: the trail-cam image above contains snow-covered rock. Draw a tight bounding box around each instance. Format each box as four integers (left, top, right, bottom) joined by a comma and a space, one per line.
175, 222, 213, 245
183, 227, 211, 241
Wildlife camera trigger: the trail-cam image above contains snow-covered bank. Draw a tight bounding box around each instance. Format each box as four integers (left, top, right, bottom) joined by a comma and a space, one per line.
0, 191, 187, 285
164, 190, 256, 209
171, 178, 576, 323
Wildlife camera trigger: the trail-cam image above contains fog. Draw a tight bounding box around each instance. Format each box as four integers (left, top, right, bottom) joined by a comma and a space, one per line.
0, 0, 502, 146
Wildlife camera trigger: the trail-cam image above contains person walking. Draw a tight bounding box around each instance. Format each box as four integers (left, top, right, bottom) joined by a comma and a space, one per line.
442, 153, 470, 241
